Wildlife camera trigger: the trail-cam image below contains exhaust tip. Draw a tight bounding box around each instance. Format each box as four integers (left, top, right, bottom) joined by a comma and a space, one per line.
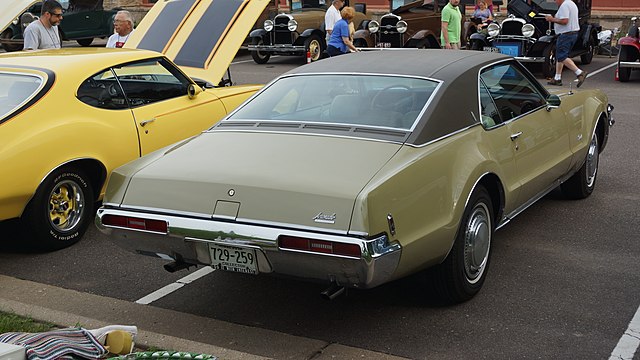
320, 284, 345, 301
163, 261, 193, 273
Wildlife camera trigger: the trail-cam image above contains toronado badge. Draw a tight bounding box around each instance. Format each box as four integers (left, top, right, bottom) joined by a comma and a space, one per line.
313, 212, 337, 224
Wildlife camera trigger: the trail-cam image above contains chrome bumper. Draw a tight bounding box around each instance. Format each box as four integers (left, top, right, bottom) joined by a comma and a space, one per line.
96, 207, 402, 289
618, 60, 640, 69
247, 44, 305, 54
515, 56, 545, 63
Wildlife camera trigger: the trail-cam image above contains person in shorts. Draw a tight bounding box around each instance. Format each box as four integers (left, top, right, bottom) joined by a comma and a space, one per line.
545, 0, 588, 87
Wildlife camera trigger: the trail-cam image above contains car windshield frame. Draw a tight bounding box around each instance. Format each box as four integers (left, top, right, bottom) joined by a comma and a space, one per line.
0, 71, 45, 122
224, 72, 442, 134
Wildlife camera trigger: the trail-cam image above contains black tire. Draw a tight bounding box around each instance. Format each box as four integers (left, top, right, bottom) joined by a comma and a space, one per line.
21, 167, 95, 251
77, 38, 94, 47
1, 29, 21, 52
542, 44, 556, 79
618, 46, 634, 83
580, 41, 595, 64
470, 40, 482, 51
305, 34, 324, 62
561, 131, 599, 199
250, 37, 270, 64
428, 185, 493, 304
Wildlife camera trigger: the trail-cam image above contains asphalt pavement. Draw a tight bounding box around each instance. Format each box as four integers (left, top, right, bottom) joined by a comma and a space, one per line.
0, 274, 407, 360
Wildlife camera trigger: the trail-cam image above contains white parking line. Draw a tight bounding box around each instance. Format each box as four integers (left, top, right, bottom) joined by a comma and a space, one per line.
586, 61, 617, 78
135, 267, 214, 305
609, 304, 640, 360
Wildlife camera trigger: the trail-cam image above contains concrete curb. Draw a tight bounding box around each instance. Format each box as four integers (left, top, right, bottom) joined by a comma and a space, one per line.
0, 275, 407, 360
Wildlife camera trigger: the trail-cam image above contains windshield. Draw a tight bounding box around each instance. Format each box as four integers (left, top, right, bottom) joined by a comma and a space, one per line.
0, 73, 43, 120
228, 74, 439, 131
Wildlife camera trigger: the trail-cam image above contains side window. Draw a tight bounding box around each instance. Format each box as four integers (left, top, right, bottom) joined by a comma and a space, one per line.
112, 59, 190, 108
77, 69, 128, 110
480, 62, 546, 122
479, 82, 501, 129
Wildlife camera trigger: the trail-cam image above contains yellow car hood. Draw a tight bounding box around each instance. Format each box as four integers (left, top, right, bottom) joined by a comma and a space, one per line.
0, 0, 39, 34
125, 0, 269, 86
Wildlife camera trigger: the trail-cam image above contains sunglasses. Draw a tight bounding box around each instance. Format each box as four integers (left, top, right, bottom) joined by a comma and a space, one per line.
49, 12, 64, 17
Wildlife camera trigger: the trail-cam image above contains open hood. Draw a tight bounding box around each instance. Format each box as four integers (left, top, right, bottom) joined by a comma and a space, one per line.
0, 0, 39, 34
125, 0, 269, 86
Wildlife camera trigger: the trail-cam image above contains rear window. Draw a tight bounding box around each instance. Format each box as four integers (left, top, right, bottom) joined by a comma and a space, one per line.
227, 74, 439, 131
0, 73, 43, 120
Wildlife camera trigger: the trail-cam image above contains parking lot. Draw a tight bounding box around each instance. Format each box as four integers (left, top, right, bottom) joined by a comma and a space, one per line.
1, 49, 639, 359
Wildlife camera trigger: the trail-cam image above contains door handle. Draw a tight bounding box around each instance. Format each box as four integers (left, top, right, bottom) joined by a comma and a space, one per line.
139, 118, 155, 127
510, 132, 522, 141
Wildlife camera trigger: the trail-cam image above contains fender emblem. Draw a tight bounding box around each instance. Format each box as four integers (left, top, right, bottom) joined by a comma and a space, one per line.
313, 212, 336, 224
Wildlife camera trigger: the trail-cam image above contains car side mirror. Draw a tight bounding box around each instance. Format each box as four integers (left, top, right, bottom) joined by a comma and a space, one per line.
187, 83, 202, 99
546, 94, 561, 111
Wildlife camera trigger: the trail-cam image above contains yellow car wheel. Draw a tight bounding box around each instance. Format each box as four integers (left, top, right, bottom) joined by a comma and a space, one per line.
22, 167, 95, 251
428, 185, 494, 304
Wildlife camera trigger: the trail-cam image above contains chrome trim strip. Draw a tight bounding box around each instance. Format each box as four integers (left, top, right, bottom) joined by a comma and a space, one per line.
405, 122, 480, 149
209, 128, 406, 145
618, 61, 640, 68
247, 45, 305, 52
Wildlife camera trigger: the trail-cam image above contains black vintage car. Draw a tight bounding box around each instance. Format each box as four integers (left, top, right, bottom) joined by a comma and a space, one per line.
469, 0, 599, 78
1, 0, 119, 52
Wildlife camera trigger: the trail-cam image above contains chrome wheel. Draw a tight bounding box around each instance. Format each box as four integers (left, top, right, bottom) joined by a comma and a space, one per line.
463, 203, 491, 284
585, 133, 599, 188
48, 179, 85, 232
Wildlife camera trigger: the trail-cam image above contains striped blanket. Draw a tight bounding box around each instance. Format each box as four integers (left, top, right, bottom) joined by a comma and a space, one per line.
0, 328, 107, 360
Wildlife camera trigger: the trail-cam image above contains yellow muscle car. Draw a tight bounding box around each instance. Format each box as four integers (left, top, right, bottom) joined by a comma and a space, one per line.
97, 50, 614, 304
0, 0, 270, 250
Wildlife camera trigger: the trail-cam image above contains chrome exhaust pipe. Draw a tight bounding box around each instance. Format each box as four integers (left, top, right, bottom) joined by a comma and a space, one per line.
320, 283, 345, 300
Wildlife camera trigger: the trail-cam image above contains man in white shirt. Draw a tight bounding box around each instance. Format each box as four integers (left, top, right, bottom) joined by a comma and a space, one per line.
545, 0, 587, 87
106, 10, 135, 48
23, 0, 63, 50
325, 0, 344, 43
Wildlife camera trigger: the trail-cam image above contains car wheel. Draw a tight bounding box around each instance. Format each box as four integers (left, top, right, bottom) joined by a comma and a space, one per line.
22, 167, 95, 251
428, 185, 493, 304
580, 41, 595, 64
542, 44, 556, 79
77, 38, 94, 47
1, 29, 21, 52
251, 37, 271, 64
561, 131, 599, 199
305, 34, 324, 62
470, 40, 482, 51
618, 47, 634, 83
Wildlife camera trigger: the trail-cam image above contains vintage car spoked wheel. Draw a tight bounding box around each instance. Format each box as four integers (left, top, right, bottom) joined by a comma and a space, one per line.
542, 44, 557, 79
22, 167, 95, 251
0, 29, 21, 52
561, 131, 599, 199
429, 185, 493, 304
618, 47, 636, 82
305, 34, 324, 62
251, 37, 271, 64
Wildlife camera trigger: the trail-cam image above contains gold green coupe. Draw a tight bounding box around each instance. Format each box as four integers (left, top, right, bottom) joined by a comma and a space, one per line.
0, 0, 269, 250
97, 50, 613, 303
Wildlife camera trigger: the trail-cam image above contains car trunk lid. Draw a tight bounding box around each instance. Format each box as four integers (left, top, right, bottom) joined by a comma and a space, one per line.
121, 131, 402, 232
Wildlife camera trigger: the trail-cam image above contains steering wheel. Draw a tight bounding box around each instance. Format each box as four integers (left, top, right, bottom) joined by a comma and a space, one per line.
107, 83, 119, 96
371, 85, 412, 110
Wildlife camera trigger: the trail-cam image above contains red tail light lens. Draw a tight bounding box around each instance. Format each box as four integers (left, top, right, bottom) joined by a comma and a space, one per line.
279, 235, 361, 258
102, 214, 168, 234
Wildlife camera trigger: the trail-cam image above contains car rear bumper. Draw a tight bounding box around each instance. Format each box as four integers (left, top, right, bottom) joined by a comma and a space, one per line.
96, 207, 402, 289
618, 60, 640, 69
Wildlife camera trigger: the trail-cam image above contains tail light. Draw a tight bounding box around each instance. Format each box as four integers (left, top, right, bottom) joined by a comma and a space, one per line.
102, 214, 168, 234
279, 235, 361, 258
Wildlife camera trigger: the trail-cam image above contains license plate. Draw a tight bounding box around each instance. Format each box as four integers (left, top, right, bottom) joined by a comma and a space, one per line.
483, 46, 501, 53
209, 243, 258, 275
377, 42, 391, 48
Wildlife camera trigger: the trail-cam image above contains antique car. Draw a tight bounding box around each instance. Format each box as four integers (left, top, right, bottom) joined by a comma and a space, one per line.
248, 0, 371, 63
469, 0, 599, 78
617, 16, 640, 82
354, 0, 443, 49
0, 0, 120, 51
97, 50, 613, 304
0, 0, 268, 250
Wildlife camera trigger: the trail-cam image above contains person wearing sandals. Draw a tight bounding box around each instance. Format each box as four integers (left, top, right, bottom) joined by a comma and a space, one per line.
545, 0, 588, 87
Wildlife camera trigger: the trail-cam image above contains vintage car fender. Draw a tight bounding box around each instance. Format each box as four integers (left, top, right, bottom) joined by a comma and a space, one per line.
525, 35, 554, 56
470, 32, 490, 47
405, 30, 439, 48
249, 28, 268, 41
292, 28, 324, 46
618, 36, 640, 50
353, 28, 371, 47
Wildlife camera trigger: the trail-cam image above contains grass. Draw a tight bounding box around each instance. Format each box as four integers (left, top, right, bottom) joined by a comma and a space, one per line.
0, 311, 56, 334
